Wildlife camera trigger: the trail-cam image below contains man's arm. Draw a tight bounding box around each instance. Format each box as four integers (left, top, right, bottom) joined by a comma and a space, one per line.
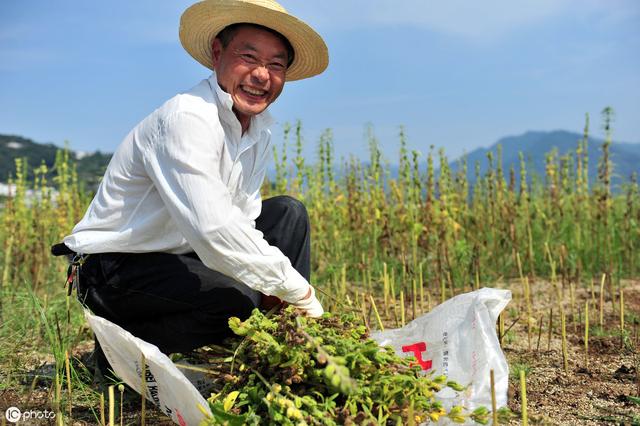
141, 110, 319, 311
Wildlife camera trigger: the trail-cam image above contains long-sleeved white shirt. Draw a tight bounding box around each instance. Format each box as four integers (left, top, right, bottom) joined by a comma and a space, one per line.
64, 73, 309, 303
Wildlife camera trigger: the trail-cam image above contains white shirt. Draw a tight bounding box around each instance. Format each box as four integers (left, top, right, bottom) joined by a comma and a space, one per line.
64, 73, 309, 303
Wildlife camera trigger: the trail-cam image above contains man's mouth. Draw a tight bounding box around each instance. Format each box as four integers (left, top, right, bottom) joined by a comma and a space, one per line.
241, 86, 267, 97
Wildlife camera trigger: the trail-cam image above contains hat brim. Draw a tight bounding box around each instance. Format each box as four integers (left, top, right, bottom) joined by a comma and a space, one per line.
179, 0, 329, 81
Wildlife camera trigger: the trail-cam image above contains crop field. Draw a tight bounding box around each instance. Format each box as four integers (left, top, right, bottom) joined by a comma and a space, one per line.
1, 113, 640, 424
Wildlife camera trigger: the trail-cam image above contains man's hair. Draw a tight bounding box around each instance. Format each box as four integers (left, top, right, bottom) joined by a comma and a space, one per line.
215, 23, 295, 68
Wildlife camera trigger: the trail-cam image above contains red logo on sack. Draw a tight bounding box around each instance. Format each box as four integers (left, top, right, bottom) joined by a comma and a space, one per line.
401, 342, 433, 371
176, 409, 187, 426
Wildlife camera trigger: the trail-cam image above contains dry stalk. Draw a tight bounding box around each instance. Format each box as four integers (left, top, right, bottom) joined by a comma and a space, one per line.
570, 282, 576, 332
108, 385, 115, 426
54, 372, 62, 423
536, 316, 543, 352
411, 278, 417, 320
561, 311, 569, 374
547, 308, 553, 351
369, 295, 384, 331
100, 392, 105, 426
383, 262, 389, 317
140, 353, 146, 426
599, 273, 606, 327
490, 369, 498, 425
400, 290, 406, 327
620, 288, 625, 348
361, 292, 369, 330
65, 350, 72, 419
119, 384, 124, 426
420, 279, 425, 314
585, 300, 590, 368
520, 370, 528, 426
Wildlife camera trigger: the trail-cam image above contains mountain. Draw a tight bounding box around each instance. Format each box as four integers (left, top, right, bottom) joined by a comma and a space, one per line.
2, 130, 639, 194
450, 130, 640, 189
0, 134, 112, 189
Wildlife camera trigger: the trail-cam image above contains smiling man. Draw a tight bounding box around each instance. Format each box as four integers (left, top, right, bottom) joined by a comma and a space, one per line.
212, 24, 290, 131
52, 0, 328, 384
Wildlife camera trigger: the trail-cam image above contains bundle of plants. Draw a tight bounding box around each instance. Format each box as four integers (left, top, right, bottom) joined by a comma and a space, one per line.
195, 306, 494, 425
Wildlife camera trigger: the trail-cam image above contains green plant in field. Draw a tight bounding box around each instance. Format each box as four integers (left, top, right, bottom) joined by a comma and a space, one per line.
509, 363, 533, 381
0, 149, 103, 424
1, 110, 639, 424
588, 325, 611, 338
199, 307, 492, 425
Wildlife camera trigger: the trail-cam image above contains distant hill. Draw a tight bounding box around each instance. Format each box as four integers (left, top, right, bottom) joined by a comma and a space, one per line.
450, 130, 640, 189
2, 130, 639, 194
0, 134, 112, 189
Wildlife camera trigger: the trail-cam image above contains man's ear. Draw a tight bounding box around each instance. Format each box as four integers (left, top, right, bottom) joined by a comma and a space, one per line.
211, 38, 223, 68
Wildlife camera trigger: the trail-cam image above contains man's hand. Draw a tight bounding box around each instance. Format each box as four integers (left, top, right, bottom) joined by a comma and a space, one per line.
260, 294, 284, 310
291, 286, 324, 318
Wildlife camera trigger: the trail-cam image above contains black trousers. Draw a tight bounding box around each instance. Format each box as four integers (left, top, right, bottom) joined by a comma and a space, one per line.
77, 195, 310, 365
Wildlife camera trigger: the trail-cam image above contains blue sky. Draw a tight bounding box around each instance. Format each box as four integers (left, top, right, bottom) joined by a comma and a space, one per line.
1, 0, 639, 162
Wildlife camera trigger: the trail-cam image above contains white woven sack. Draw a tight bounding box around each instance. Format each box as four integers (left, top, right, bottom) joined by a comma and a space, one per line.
371, 288, 511, 413
85, 310, 212, 425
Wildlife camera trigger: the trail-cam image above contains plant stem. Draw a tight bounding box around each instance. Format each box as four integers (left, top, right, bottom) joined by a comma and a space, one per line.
520, 370, 528, 426
490, 369, 498, 425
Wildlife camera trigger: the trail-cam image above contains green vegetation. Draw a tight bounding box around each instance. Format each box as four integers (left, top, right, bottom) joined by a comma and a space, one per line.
0, 108, 638, 424
199, 307, 489, 425
265, 110, 638, 306
0, 134, 111, 190
508, 363, 533, 381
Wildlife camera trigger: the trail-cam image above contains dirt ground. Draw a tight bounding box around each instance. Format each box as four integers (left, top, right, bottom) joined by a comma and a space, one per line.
499, 278, 640, 425
1, 279, 639, 425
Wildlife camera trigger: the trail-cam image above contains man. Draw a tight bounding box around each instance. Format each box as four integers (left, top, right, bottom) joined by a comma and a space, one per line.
53, 0, 328, 382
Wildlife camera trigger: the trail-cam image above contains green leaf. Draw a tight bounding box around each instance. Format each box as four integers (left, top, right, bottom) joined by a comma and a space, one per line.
223, 391, 240, 412
209, 401, 247, 426
627, 395, 640, 406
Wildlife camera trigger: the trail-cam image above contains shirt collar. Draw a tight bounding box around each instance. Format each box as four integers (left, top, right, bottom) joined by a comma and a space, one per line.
207, 72, 275, 136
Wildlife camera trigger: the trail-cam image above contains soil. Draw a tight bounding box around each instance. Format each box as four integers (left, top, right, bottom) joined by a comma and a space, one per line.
497, 278, 640, 425
1, 279, 639, 425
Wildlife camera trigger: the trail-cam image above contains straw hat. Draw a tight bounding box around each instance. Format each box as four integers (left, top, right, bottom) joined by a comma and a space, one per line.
179, 0, 328, 81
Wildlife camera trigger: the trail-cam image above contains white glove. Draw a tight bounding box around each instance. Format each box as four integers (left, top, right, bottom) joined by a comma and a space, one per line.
290, 286, 324, 318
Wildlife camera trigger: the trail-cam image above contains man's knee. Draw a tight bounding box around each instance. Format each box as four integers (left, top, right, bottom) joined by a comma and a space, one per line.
201, 285, 260, 320
268, 195, 309, 223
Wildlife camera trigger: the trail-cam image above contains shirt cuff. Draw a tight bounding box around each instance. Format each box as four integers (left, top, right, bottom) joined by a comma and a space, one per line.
272, 264, 310, 303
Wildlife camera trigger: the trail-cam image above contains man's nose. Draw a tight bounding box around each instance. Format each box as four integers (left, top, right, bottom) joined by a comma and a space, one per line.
251, 65, 270, 83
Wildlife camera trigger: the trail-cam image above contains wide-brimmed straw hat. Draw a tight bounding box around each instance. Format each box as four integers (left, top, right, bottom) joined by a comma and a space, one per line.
179, 0, 328, 81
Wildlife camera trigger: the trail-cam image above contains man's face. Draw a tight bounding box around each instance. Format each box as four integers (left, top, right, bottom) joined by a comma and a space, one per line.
212, 26, 288, 127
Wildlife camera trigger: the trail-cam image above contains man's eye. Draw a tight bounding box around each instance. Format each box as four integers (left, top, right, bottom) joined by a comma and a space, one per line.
268, 63, 286, 71
240, 54, 257, 63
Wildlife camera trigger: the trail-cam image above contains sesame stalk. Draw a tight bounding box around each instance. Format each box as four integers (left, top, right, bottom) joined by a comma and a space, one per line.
100, 392, 105, 426
520, 370, 528, 426
599, 273, 606, 327
585, 300, 590, 368
369, 295, 384, 331
108, 385, 115, 426
561, 311, 569, 374
620, 288, 625, 348
140, 354, 146, 426
490, 369, 498, 425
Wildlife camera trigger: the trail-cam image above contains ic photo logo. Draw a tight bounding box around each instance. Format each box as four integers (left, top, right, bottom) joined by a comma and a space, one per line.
5, 407, 21, 423
5, 407, 56, 423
